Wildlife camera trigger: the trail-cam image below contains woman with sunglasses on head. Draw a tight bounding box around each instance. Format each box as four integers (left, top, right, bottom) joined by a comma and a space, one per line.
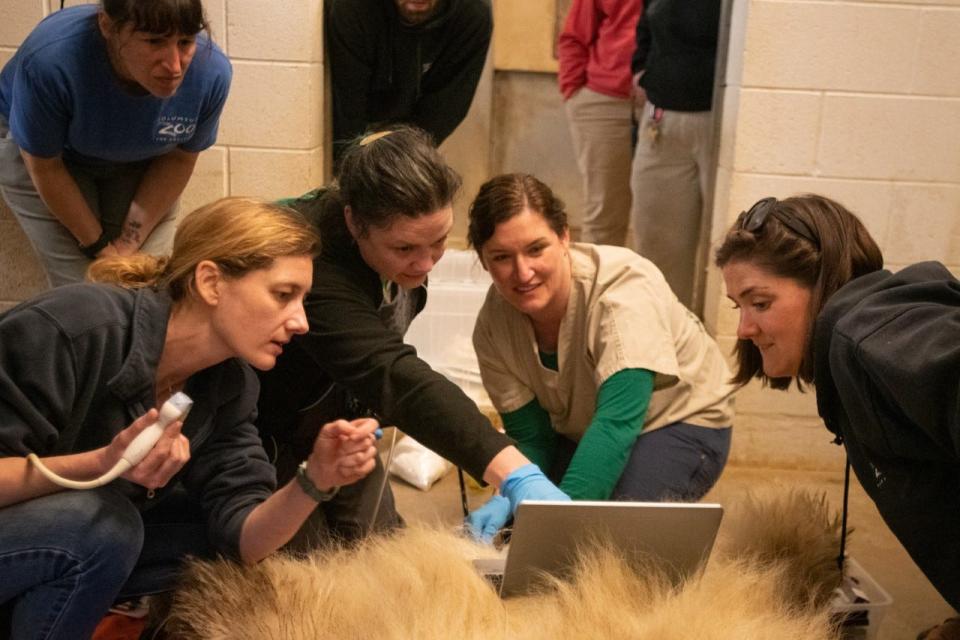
0, 0, 231, 287
467, 173, 735, 524
255, 127, 567, 547
0, 198, 379, 640
717, 194, 960, 631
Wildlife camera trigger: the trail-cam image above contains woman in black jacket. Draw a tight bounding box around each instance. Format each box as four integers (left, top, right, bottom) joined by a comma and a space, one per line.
716, 194, 959, 634
257, 126, 567, 546
0, 197, 378, 639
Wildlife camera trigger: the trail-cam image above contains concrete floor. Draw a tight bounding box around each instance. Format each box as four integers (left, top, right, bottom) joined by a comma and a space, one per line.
389, 457, 956, 640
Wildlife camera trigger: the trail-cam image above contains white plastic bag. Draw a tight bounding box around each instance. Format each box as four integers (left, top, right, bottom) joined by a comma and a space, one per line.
388, 435, 452, 491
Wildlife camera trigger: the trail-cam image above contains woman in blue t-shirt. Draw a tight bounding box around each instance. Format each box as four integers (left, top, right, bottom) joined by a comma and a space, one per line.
0, 0, 232, 287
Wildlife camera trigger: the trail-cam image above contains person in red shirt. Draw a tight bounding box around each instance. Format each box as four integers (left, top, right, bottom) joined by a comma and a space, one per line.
557, 0, 642, 246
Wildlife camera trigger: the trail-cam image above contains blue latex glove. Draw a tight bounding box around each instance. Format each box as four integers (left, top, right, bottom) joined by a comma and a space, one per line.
499, 463, 570, 514
465, 494, 511, 544
465, 464, 570, 544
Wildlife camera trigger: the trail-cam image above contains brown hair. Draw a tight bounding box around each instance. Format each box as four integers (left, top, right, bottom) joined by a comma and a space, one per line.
88, 197, 320, 301
334, 125, 461, 237
467, 173, 568, 256
101, 0, 209, 36
714, 194, 883, 389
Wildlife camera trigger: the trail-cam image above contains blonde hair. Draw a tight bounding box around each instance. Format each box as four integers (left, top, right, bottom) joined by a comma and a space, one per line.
88, 197, 320, 301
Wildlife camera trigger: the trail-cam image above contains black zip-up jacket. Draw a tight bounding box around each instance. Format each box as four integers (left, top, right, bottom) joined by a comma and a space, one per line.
814, 261, 960, 609
255, 190, 512, 483
0, 285, 275, 559
631, 0, 720, 111
325, 0, 492, 161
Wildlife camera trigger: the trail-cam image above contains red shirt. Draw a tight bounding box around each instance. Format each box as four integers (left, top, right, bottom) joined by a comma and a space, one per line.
557, 0, 642, 100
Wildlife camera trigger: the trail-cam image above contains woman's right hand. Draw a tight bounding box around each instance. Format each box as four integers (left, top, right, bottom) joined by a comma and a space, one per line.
103, 409, 191, 492
305, 417, 379, 490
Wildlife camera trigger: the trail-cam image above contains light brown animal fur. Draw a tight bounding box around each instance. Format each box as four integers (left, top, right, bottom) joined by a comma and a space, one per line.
163, 490, 844, 639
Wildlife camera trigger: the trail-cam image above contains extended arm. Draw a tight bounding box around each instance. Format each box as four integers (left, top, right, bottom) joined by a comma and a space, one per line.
238, 418, 378, 563
20, 150, 104, 249
113, 147, 198, 254
499, 399, 558, 474
559, 368, 654, 500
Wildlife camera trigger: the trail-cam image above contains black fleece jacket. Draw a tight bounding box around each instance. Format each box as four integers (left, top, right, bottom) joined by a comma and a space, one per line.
631, 0, 720, 112
814, 261, 960, 608
0, 285, 275, 560
255, 189, 512, 482
326, 0, 492, 161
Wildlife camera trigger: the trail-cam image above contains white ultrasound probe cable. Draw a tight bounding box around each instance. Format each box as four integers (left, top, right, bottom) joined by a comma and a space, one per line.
27, 392, 194, 490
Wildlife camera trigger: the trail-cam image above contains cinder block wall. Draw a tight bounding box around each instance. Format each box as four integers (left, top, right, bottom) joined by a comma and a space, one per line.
704, 0, 960, 470
0, 0, 326, 308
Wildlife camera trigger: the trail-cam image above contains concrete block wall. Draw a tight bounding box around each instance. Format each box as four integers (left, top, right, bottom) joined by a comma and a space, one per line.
705, 0, 960, 470
0, 0, 326, 308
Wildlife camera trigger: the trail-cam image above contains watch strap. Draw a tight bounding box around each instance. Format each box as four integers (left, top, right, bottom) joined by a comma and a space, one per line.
78, 231, 111, 259
296, 461, 339, 503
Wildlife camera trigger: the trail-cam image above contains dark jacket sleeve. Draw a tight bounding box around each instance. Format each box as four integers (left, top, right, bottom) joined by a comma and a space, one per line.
297, 264, 513, 481
326, 0, 378, 155
835, 278, 960, 460
631, 0, 651, 74
411, 0, 492, 144
0, 308, 79, 457
182, 362, 275, 559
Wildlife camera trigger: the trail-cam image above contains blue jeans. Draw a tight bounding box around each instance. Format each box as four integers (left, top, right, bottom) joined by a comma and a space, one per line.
0, 485, 209, 640
550, 422, 731, 501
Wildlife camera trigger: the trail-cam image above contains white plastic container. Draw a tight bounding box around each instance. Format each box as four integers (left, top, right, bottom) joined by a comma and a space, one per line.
831, 557, 893, 639
406, 250, 493, 407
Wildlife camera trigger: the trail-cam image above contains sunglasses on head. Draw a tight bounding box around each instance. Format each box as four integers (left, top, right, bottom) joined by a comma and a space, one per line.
737, 197, 819, 247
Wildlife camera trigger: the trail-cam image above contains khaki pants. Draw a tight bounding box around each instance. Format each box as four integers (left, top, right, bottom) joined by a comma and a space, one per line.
630, 103, 713, 307
565, 88, 634, 246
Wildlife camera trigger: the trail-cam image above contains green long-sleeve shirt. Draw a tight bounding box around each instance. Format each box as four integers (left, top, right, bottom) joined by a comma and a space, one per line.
500, 363, 655, 500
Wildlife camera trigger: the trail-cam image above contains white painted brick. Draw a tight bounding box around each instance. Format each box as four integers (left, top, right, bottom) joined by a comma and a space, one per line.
1, 0, 46, 47
742, 1, 919, 93
216, 61, 322, 149
733, 89, 821, 174
203, 0, 227, 49
227, 0, 322, 62
883, 183, 960, 265
180, 146, 227, 214
726, 173, 893, 250
819, 95, 960, 182
229, 146, 323, 200
913, 9, 960, 97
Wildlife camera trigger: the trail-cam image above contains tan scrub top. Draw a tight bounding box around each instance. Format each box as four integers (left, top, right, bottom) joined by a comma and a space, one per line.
473, 243, 736, 440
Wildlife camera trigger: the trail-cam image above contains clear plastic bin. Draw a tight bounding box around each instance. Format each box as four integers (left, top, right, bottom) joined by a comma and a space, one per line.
831, 557, 893, 640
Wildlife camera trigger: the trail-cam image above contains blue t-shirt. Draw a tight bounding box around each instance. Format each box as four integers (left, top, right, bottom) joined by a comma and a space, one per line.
0, 5, 232, 163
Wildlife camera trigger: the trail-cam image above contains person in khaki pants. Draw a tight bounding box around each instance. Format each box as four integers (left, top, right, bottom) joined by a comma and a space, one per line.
629, 0, 720, 308
558, 0, 641, 247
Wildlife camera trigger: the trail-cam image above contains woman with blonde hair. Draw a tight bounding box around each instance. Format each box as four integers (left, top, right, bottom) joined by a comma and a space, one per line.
0, 197, 379, 640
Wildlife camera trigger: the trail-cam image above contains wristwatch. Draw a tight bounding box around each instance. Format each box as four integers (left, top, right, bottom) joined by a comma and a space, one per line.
78, 231, 111, 259
295, 461, 339, 503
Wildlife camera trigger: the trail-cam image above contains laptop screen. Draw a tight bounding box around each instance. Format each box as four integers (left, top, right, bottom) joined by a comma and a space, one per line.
497, 500, 723, 598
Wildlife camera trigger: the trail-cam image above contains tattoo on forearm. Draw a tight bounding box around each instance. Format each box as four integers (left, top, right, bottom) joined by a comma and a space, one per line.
121, 220, 143, 247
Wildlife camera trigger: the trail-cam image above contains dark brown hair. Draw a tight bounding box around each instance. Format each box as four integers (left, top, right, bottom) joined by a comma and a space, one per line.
715, 194, 883, 389
467, 173, 568, 255
101, 0, 209, 36
335, 125, 461, 237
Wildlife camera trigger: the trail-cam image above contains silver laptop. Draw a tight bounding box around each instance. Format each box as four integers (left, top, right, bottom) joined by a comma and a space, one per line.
473, 500, 723, 598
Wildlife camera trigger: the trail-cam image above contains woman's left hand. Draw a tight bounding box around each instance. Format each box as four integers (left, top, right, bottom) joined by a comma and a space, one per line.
306, 417, 379, 489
